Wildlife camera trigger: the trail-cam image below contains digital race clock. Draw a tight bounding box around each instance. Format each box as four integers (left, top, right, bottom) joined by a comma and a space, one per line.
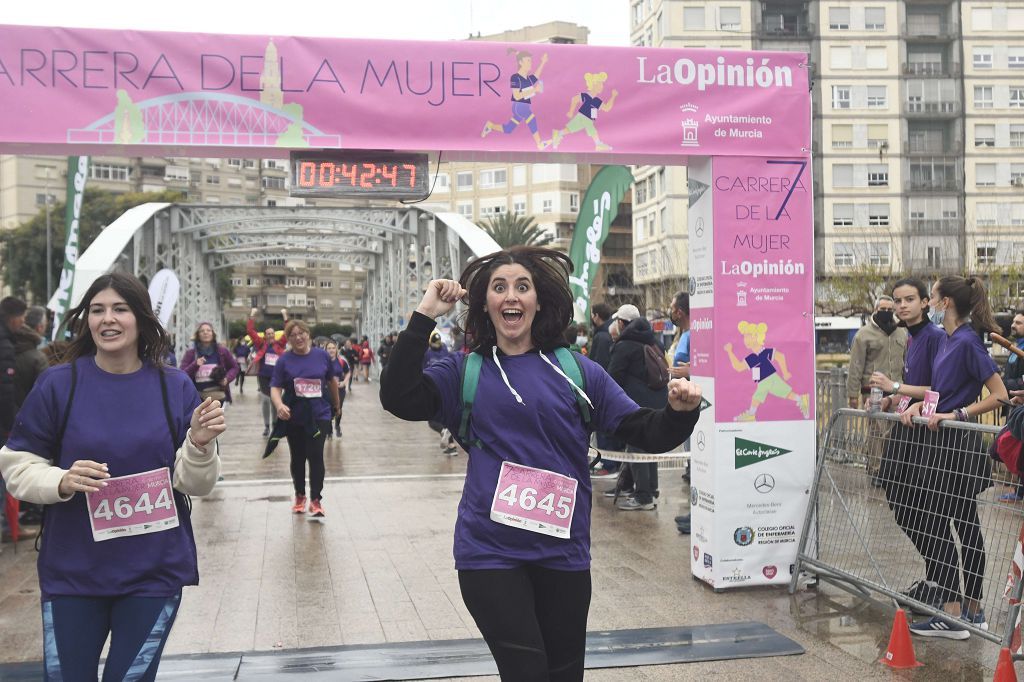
288, 151, 430, 199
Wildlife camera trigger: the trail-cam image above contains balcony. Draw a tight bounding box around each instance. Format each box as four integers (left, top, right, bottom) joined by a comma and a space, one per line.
756, 20, 814, 39
903, 100, 960, 117
903, 20, 957, 42
905, 178, 960, 192
906, 217, 963, 235
902, 62, 961, 77
903, 140, 962, 155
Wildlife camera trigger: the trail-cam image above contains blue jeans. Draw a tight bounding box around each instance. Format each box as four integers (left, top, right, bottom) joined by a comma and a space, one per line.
595, 432, 622, 473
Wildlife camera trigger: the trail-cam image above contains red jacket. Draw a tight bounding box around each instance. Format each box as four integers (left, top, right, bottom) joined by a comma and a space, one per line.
246, 318, 287, 365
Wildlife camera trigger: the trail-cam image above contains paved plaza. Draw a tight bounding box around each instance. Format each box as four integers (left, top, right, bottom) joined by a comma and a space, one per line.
0, 379, 1011, 679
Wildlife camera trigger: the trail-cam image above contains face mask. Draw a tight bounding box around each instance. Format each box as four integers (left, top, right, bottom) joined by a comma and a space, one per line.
929, 306, 945, 326
874, 309, 894, 325
576, 336, 587, 346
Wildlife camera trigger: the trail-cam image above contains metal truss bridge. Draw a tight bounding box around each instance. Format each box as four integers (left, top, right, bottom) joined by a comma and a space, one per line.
67, 204, 499, 357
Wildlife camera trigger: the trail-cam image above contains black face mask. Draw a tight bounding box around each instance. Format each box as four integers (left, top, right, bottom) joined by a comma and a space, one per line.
874, 309, 897, 334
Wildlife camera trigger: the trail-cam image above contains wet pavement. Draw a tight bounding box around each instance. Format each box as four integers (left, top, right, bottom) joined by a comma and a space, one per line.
0, 378, 1011, 680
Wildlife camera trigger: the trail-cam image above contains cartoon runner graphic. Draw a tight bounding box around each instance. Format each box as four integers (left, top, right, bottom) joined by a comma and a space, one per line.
481, 49, 551, 150
552, 72, 618, 151
724, 321, 810, 421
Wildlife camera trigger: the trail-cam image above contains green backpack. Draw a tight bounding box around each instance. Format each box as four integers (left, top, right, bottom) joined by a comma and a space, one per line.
457, 347, 591, 446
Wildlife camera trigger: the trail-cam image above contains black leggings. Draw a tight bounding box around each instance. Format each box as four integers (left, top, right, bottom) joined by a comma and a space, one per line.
922, 492, 986, 604
286, 420, 330, 500
459, 566, 591, 682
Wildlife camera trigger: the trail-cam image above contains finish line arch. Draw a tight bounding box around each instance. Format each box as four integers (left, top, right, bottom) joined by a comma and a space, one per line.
7, 23, 815, 592
52, 204, 498, 357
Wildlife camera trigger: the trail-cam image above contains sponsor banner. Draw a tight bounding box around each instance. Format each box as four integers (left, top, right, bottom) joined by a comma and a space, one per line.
568, 166, 634, 323
50, 155, 89, 340
147, 268, 180, 328
688, 155, 814, 588
0, 25, 810, 161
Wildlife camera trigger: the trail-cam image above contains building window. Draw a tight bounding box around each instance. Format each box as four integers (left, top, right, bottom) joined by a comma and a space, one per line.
227, 159, 241, 168
457, 202, 473, 217
542, 199, 553, 213
867, 86, 887, 108
683, 7, 704, 30
977, 244, 997, 265
719, 6, 741, 30
833, 204, 854, 227
867, 165, 889, 187
864, 7, 886, 30
480, 204, 507, 216
1011, 164, 1024, 185
632, 2, 643, 26
205, 175, 220, 185
869, 244, 891, 266
89, 164, 131, 182
866, 47, 888, 70
635, 216, 646, 242
972, 7, 993, 31
512, 165, 527, 186
868, 204, 890, 226
635, 182, 648, 204
434, 173, 450, 191
832, 124, 853, 149
479, 168, 507, 188
1010, 87, 1024, 108
1011, 125, 1024, 148
456, 171, 473, 191
927, 246, 942, 269
243, 159, 256, 169
319, 281, 332, 289
569, 193, 579, 213
975, 124, 996, 147
261, 176, 285, 190
830, 47, 852, 70
834, 243, 855, 267
35, 193, 56, 206
829, 7, 850, 30
976, 164, 997, 187
833, 164, 854, 187
832, 86, 851, 109
266, 258, 286, 267
973, 48, 994, 70
974, 86, 993, 109
513, 200, 526, 215
976, 203, 998, 226
867, 124, 888, 149
1010, 48, 1024, 69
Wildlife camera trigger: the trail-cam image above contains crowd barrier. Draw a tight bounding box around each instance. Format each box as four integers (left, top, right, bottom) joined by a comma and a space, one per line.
790, 408, 1024, 652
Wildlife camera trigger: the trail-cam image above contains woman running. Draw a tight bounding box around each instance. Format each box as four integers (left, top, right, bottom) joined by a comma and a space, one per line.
380, 246, 702, 680
271, 320, 340, 517
247, 307, 288, 436
481, 49, 551, 150
325, 340, 351, 439
551, 72, 618, 151
180, 322, 238, 406
0, 272, 225, 681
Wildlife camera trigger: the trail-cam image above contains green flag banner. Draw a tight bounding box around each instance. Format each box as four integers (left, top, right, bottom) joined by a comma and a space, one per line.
51, 156, 89, 341
567, 165, 634, 324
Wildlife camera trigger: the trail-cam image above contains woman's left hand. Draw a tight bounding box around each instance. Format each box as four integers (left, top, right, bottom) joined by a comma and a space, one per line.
667, 377, 703, 412
927, 411, 954, 432
190, 397, 226, 447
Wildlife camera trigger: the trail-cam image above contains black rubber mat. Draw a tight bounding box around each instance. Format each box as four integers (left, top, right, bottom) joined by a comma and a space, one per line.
0, 622, 802, 680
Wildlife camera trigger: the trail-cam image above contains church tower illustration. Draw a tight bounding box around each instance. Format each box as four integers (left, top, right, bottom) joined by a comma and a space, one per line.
260, 40, 284, 109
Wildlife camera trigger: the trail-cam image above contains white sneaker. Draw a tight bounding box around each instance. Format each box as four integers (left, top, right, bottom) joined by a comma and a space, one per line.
440, 428, 451, 450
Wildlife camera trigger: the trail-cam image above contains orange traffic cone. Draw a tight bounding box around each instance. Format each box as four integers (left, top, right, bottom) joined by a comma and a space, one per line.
994, 647, 1018, 682
880, 609, 923, 669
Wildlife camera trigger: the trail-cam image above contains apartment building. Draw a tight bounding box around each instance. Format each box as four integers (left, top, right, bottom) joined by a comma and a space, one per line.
629, 0, 1024, 308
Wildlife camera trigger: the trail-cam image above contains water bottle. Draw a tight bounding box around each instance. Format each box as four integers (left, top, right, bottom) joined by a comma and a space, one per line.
868, 386, 883, 413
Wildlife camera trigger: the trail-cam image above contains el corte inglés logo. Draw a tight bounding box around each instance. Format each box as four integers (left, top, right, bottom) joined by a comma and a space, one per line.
734, 437, 791, 470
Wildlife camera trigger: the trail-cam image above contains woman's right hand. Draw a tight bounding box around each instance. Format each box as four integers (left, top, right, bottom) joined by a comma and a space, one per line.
276, 404, 291, 421
869, 372, 893, 392
249, 307, 258, 318
415, 279, 467, 319
900, 401, 923, 427
58, 460, 110, 496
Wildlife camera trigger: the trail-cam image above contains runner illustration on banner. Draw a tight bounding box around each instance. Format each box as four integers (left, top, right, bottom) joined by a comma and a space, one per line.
481, 49, 551, 150
551, 71, 619, 151
723, 320, 810, 422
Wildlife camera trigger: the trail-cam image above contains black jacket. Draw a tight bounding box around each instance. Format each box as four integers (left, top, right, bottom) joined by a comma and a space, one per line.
589, 318, 613, 369
0, 322, 15, 436
1004, 345, 1024, 393
12, 327, 48, 409
607, 317, 668, 410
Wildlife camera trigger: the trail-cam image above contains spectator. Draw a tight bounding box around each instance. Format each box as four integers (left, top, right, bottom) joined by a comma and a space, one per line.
377, 333, 396, 371
667, 292, 691, 379
588, 302, 621, 477
901, 276, 1007, 639
424, 330, 456, 455
0, 297, 26, 549
13, 306, 48, 409
848, 295, 907, 483
564, 321, 582, 353
607, 304, 666, 511
25, 305, 48, 347
998, 311, 1024, 501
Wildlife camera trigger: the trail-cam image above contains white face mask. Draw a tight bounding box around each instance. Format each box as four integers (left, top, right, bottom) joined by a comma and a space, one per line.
576, 336, 587, 346
929, 302, 946, 326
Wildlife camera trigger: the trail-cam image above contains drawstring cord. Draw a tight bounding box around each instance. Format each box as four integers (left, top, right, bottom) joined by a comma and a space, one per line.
492, 346, 525, 405
489, 347, 595, 410
538, 351, 595, 409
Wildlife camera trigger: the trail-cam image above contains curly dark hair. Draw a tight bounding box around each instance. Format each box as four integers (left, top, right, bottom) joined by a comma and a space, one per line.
61, 271, 171, 366
458, 246, 574, 354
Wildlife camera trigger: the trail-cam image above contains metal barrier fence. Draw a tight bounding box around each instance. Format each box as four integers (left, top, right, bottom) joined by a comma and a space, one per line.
791, 408, 1024, 649
815, 368, 846, 441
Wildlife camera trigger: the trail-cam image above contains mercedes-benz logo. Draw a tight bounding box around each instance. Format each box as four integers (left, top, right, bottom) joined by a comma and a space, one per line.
696, 432, 706, 451
754, 473, 775, 494
688, 277, 696, 296
695, 217, 705, 238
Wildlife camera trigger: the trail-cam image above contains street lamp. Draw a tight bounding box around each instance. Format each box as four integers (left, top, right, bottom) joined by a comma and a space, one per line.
44, 168, 54, 301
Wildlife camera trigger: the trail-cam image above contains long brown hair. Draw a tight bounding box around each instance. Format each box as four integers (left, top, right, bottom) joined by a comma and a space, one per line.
936, 275, 998, 333
458, 246, 574, 354
61, 271, 171, 365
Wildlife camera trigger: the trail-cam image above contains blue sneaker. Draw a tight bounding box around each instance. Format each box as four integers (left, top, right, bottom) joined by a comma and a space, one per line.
963, 609, 988, 631
909, 615, 970, 640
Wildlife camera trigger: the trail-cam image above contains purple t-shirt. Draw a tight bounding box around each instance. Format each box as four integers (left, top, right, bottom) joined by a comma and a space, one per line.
745, 348, 777, 381
6, 357, 202, 599
271, 348, 334, 422
931, 325, 999, 412
330, 355, 351, 382
903, 322, 945, 388
578, 92, 603, 120
424, 350, 638, 570
510, 73, 538, 102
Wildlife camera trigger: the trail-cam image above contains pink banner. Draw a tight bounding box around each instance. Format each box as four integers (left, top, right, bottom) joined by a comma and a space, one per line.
712, 156, 815, 423
0, 25, 810, 161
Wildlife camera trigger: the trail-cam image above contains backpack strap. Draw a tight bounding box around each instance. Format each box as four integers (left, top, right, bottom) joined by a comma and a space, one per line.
458, 352, 483, 444
553, 347, 591, 428
158, 366, 193, 515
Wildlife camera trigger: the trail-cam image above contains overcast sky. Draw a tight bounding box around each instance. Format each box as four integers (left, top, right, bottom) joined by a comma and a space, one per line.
2, 1, 630, 46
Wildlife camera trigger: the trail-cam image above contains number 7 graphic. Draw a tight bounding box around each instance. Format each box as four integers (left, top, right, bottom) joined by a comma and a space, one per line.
766, 159, 807, 221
